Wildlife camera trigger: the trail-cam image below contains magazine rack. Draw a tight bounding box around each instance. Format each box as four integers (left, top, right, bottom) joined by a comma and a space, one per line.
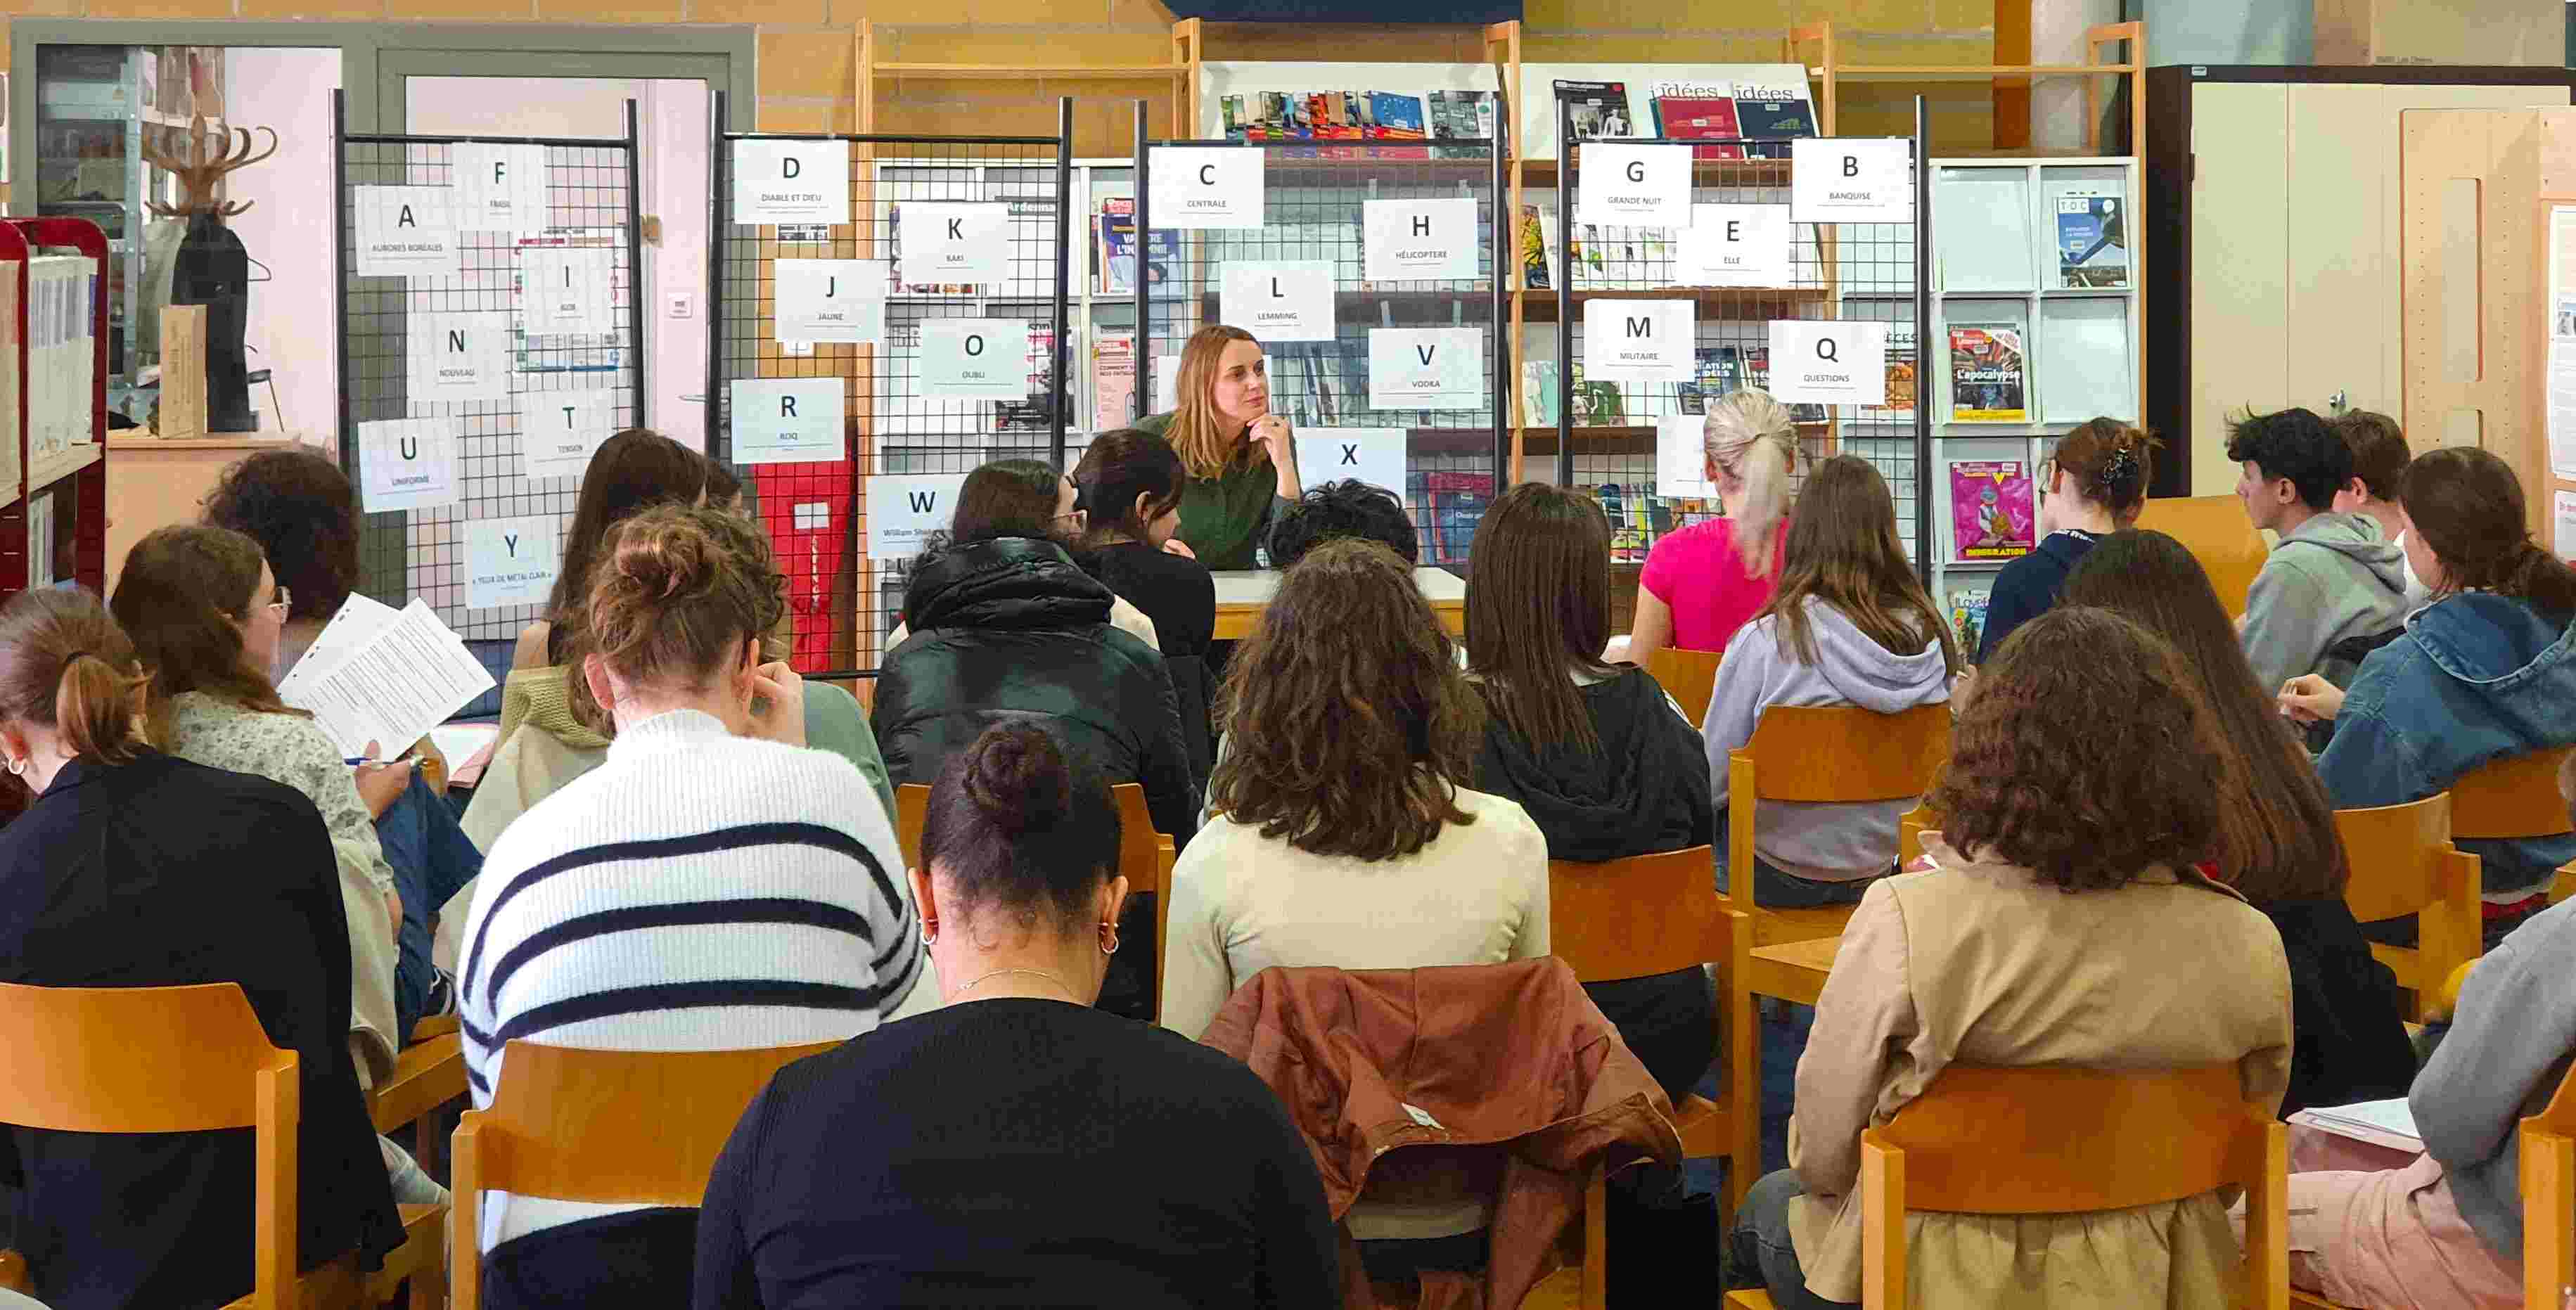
0, 216, 111, 597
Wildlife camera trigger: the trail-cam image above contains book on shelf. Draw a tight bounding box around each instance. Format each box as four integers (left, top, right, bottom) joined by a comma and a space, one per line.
1947, 326, 2029, 422
1949, 589, 1992, 653
1421, 471, 1494, 565
1427, 90, 1499, 157
1219, 88, 1475, 161
1091, 330, 1136, 432
1677, 347, 1736, 416
1740, 346, 1830, 423
2056, 191, 2129, 289
1094, 198, 1177, 296
1518, 204, 1554, 290
1569, 361, 1625, 426
1884, 323, 1919, 418
1553, 80, 1633, 143
1949, 460, 2036, 561
1519, 359, 1558, 428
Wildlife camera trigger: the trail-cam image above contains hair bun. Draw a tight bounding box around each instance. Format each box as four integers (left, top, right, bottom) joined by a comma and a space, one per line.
962, 719, 1072, 837
610, 517, 713, 601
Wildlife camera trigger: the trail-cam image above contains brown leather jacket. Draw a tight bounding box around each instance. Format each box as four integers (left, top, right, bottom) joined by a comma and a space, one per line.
1200, 959, 1682, 1310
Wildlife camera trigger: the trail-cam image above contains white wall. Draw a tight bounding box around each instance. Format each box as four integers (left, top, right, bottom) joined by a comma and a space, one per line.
224, 48, 342, 445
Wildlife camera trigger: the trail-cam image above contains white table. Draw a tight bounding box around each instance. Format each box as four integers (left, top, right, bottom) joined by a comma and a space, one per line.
1209, 567, 1467, 639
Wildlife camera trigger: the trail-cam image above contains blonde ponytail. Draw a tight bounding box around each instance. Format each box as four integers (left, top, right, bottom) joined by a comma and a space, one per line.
1704, 389, 1801, 577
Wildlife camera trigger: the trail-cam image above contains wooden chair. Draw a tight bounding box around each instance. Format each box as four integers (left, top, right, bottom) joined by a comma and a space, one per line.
2333, 793, 2480, 1021
895, 781, 1178, 1011
1724, 1064, 2288, 1309
0, 981, 447, 1310
2522, 1058, 2576, 1309
1896, 803, 1935, 868
1726, 704, 1948, 946
1548, 846, 1755, 1228
1642, 646, 1724, 728
370, 1020, 468, 1171
2134, 495, 2269, 619
2450, 745, 2576, 917
452, 1039, 838, 1310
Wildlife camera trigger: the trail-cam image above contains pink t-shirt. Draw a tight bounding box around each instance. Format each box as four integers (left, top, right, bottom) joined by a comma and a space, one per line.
1639, 518, 1788, 653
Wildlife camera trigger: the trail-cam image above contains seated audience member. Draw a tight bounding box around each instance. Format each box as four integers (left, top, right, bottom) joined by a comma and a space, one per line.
202, 446, 480, 1039
1266, 477, 1420, 570
110, 526, 408, 1075
456, 506, 923, 1310
2276, 900, 2576, 1307
1733, 605, 2293, 1309
693, 720, 1339, 1309
512, 428, 708, 674
1072, 430, 1217, 781
1703, 455, 1958, 908
1977, 418, 2154, 662
1629, 390, 1800, 667
0, 588, 402, 1310
1162, 538, 1548, 1276
2063, 531, 2413, 1114
2229, 406, 2410, 695
2329, 409, 2430, 619
2282, 446, 2576, 942
885, 458, 1160, 650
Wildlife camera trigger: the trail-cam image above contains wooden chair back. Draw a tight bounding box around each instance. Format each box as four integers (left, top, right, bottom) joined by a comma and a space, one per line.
1859, 1063, 2286, 1309
1726, 705, 1946, 937
1643, 646, 1723, 728
2134, 495, 2268, 619
1897, 804, 1935, 867
2449, 745, 2576, 842
0, 982, 300, 1306
2333, 794, 2480, 1010
2522, 1060, 2576, 1309
453, 1040, 838, 1310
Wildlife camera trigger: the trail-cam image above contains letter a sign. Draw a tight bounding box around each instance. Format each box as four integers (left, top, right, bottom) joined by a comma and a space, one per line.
732, 139, 850, 224
355, 186, 459, 278
1790, 138, 1913, 224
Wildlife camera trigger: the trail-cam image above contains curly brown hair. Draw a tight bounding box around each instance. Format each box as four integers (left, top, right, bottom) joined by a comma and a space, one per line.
200, 447, 361, 625
1209, 537, 1482, 861
1925, 605, 2223, 891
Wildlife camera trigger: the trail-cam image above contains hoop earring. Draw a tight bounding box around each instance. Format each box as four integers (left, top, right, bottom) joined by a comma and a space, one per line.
1098, 920, 1121, 956
920, 918, 938, 947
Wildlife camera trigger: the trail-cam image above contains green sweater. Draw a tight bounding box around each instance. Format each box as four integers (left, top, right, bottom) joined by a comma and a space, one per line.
1136, 411, 1286, 571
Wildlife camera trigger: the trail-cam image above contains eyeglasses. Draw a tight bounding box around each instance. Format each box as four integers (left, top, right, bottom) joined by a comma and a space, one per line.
266, 586, 291, 619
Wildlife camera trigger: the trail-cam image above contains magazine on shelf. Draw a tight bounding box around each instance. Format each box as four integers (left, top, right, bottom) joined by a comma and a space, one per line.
1094, 198, 1177, 296
1518, 204, 1556, 290
1949, 590, 1992, 653
1570, 361, 1625, 425
1648, 89, 1748, 161
994, 328, 1061, 432
1740, 347, 1831, 423
1553, 80, 1633, 142
1731, 87, 1818, 159
1427, 90, 1499, 157
1520, 359, 1559, 428
1883, 323, 1919, 417
1947, 326, 2029, 422
1949, 460, 2036, 561
2056, 191, 2129, 288
1423, 471, 1494, 565
1091, 330, 1135, 432
1677, 347, 1736, 415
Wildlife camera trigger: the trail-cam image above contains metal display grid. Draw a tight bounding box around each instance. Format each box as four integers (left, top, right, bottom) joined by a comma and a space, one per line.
1134, 108, 1511, 570
333, 92, 646, 642
1547, 98, 1933, 579
712, 100, 1073, 679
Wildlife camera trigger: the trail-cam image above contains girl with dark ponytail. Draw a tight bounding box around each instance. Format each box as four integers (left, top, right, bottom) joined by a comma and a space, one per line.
2281, 446, 2576, 932
1976, 417, 2158, 662
0, 587, 402, 1306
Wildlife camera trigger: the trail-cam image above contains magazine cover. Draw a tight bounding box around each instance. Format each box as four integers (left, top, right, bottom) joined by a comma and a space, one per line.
995, 328, 1061, 432
1553, 80, 1632, 141
1949, 590, 1992, 653
1651, 94, 1748, 161
1092, 330, 1135, 432
1520, 359, 1558, 427
1947, 326, 2028, 422
1883, 323, 1918, 416
1742, 347, 1830, 423
1518, 204, 1553, 290
1949, 461, 2036, 560
1731, 87, 1819, 159
1094, 198, 1177, 295
1423, 471, 1494, 565
2056, 192, 2129, 288
1428, 89, 1497, 158
1677, 347, 1736, 415
1569, 362, 1625, 426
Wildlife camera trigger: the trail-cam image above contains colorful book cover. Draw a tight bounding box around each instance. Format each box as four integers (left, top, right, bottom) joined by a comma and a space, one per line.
1883, 324, 1918, 416
1092, 330, 1135, 432
1553, 80, 1633, 141
1519, 359, 1558, 428
2056, 192, 2129, 288
1743, 347, 1829, 423
1655, 95, 1750, 161
1677, 347, 1734, 415
1428, 89, 1497, 158
1949, 590, 1992, 654
1731, 91, 1819, 159
1569, 362, 1625, 426
1518, 205, 1553, 290
1425, 471, 1494, 565
1947, 326, 2029, 422
1949, 461, 2036, 560
1094, 198, 1177, 296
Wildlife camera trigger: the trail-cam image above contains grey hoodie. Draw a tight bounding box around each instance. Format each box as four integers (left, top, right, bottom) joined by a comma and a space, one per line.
1703, 597, 1953, 881
2414, 896, 2576, 1258
2238, 510, 2411, 695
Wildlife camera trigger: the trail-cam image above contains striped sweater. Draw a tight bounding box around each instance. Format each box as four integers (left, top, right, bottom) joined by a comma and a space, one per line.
456, 707, 925, 1257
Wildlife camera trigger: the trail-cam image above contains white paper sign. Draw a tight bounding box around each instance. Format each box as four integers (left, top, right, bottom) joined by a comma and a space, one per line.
1577, 143, 1691, 227
454, 143, 548, 233
517, 388, 620, 480
1364, 199, 1480, 281
1655, 413, 1712, 499
731, 139, 849, 224
1367, 328, 1483, 411
1790, 138, 1914, 224
357, 417, 460, 513
465, 515, 560, 610
404, 312, 513, 404
1153, 355, 1179, 412
1582, 298, 1694, 383
729, 378, 845, 465
774, 259, 885, 345
1678, 203, 1794, 288
1219, 262, 1336, 342
1766, 319, 1890, 406
354, 186, 459, 278
1295, 428, 1408, 496
793, 502, 831, 531
1149, 146, 1264, 229
868, 474, 970, 560
919, 319, 1032, 401
2558, 489, 2576, 561
898, 203, 1011, 288
519, 248, 618, 335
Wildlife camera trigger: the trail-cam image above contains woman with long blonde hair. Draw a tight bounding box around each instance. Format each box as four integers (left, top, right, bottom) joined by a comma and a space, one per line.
1136, 325, 1304, 571
1627, 389, 1801, 665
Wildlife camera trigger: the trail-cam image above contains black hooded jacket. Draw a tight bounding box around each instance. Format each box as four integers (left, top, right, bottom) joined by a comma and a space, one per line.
874, 537, 1198, 842
1473, 667, 1715, 862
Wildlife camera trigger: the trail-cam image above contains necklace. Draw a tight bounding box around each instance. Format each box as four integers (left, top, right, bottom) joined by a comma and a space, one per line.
951, 966, 1078, 1001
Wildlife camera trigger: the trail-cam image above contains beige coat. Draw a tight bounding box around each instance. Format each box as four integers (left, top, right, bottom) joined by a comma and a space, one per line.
1788, 835, 2294, 1306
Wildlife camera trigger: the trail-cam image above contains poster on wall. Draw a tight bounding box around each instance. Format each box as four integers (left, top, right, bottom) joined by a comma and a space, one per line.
354, 186, 461, 278
454, 143, 549, 233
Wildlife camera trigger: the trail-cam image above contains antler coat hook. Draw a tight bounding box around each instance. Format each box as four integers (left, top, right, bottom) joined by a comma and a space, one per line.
140, 117, 280, 218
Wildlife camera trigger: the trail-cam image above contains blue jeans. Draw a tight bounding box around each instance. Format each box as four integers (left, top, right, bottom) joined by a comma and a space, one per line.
1729, 1169, 1857, 1309
375, 769, 481, 1037
1714, 847, 1877, 911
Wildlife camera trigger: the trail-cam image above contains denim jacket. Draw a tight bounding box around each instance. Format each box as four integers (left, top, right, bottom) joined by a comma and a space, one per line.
2317, 592, 2576, 895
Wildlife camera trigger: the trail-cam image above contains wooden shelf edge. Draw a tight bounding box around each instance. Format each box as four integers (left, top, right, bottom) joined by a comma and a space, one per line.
876, 63, 1181, 79
25, 444, 103, 497
106, 433, 302, 451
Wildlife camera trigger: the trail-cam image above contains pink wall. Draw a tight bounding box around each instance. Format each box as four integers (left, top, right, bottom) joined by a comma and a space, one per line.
223, 48, 342, 447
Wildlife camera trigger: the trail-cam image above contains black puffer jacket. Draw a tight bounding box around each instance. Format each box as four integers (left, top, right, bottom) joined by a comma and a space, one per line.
874, 537, 1199, 842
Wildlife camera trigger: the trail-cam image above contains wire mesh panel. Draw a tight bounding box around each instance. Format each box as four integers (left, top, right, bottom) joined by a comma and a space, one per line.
335, 98, 644, 645
1546, 113, 1928, 574
1136, 134, 1508, 570
713, 110, 1071, 676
